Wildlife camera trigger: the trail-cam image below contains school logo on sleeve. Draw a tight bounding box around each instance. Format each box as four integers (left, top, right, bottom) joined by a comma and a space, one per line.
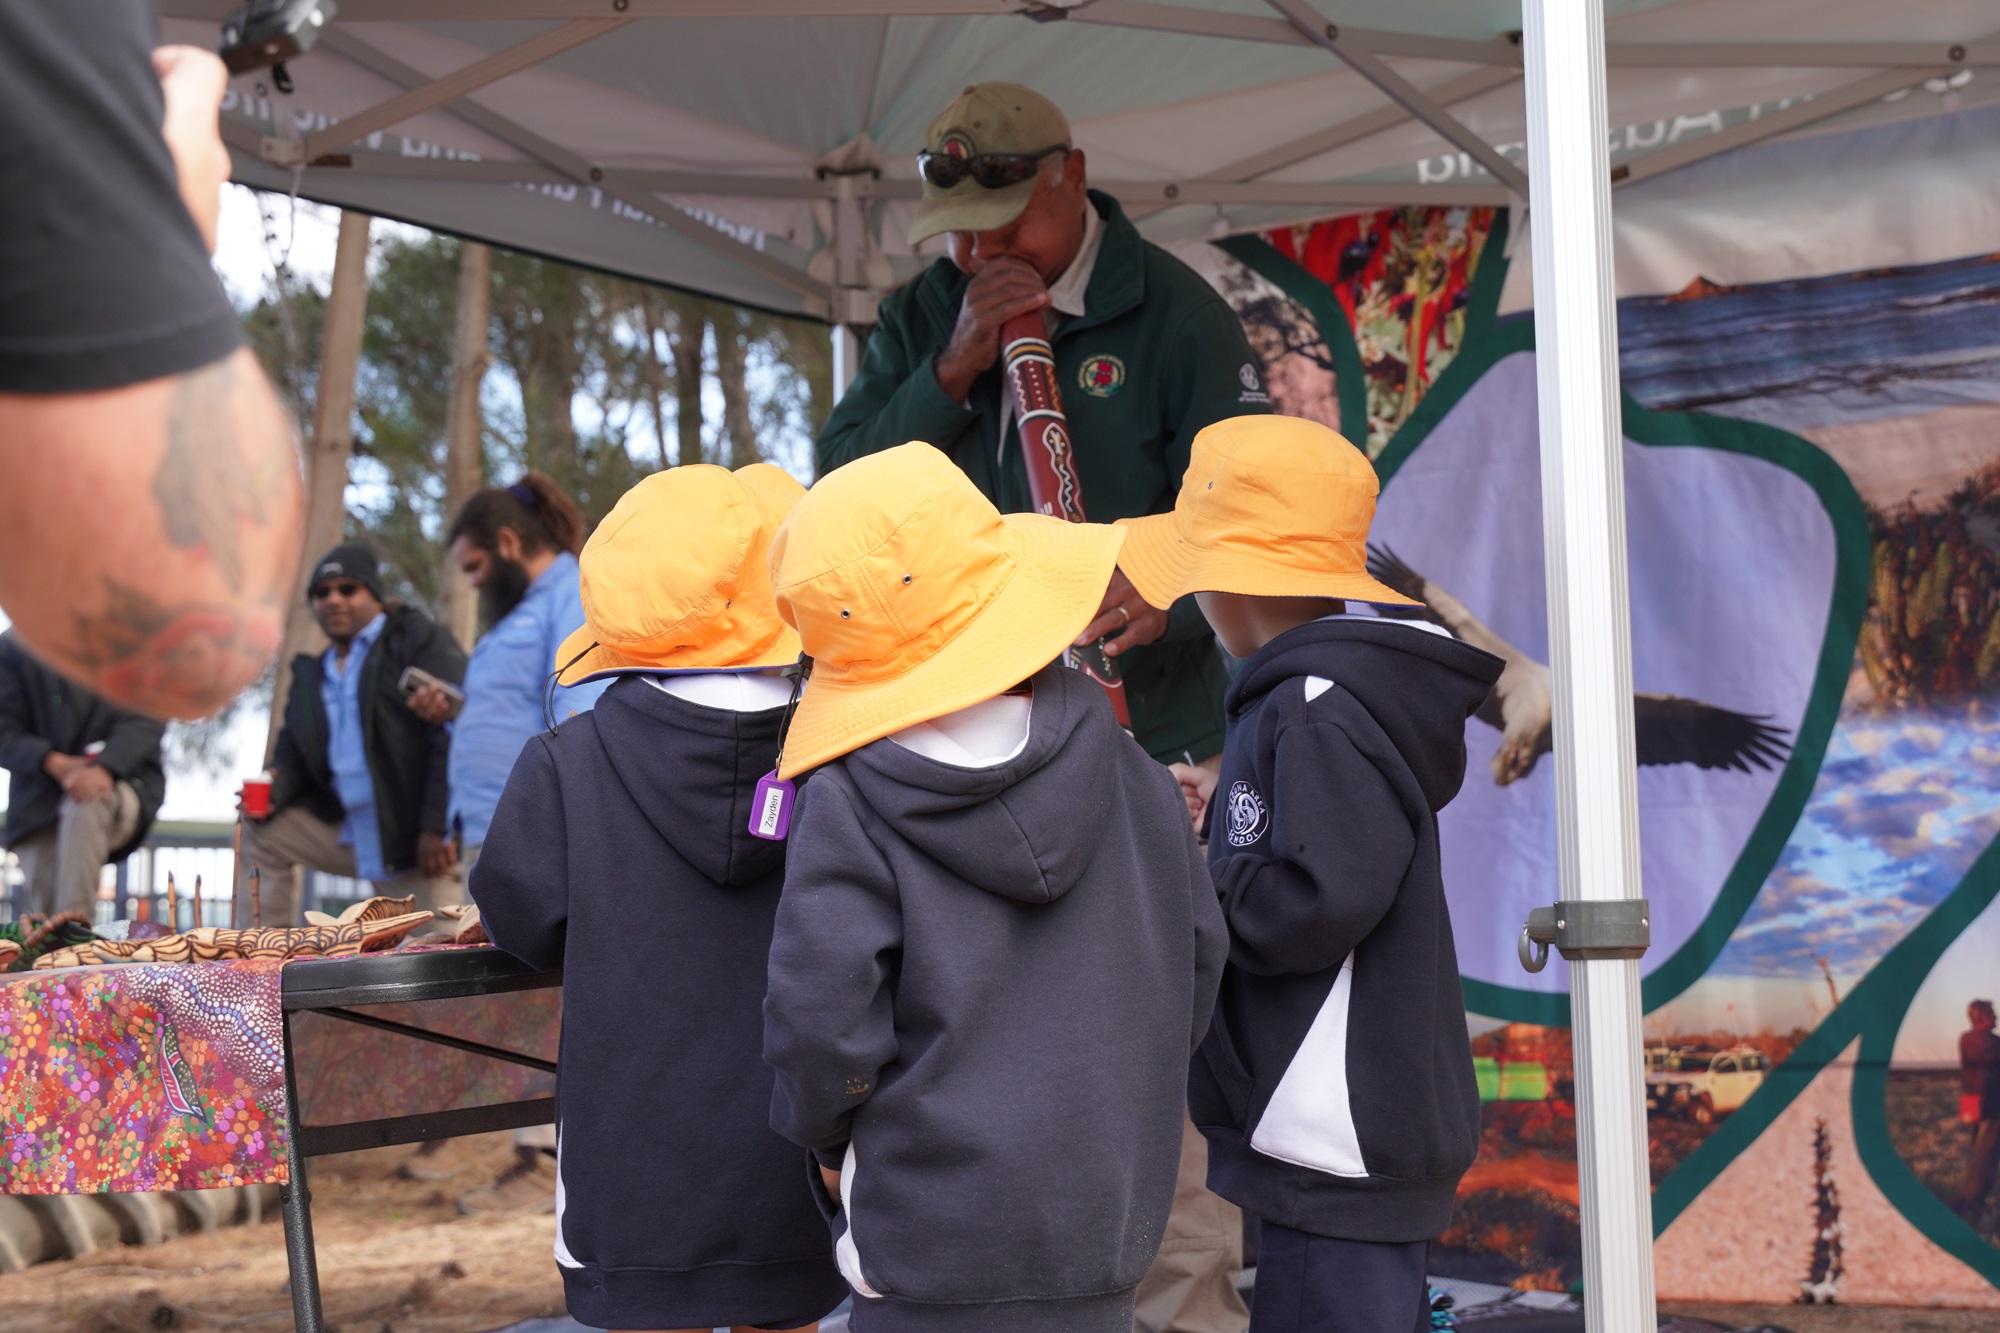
1225, 780, 1269, 847
1237, 362, 1271, 405
1077, 354, 1126, 397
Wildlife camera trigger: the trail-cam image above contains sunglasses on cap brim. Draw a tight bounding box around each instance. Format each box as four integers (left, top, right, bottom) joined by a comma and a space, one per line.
916, 143, 1068, 192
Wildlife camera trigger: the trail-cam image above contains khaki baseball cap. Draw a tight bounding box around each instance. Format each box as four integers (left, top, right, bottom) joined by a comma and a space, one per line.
908, 83, 1071, 246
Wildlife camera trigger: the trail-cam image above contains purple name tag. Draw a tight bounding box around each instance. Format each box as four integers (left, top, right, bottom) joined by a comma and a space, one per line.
749, 770, 795, 841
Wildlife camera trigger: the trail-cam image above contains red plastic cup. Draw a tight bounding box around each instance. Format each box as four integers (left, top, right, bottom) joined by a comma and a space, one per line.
241, 773, 273, 820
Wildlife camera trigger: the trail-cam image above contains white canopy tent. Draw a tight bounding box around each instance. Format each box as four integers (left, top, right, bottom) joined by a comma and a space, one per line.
164, 1, 1996, 328
156, 4, 1999, 1329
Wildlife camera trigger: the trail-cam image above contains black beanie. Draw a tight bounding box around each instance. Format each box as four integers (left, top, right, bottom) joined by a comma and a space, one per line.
306, 543, 386, 605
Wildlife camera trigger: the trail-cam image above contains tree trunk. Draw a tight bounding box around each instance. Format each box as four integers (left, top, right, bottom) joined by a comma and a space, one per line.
672, 300, 707, 466
637, 289, 673, 470
267, 211, 372, 762
489, 255, 584, 478
440, 240, 492, 651
713, 309, 759, 468
522, 267, 583, 475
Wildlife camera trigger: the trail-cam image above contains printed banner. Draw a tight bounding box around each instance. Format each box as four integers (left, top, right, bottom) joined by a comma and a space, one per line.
1196, 187, 2000, 1308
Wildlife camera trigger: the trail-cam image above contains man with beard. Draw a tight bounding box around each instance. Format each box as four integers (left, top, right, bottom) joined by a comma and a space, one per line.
418, 473, 607, 873
407, 473, 606, 1211
420, 472, 600, 876
239, 544, 466, 924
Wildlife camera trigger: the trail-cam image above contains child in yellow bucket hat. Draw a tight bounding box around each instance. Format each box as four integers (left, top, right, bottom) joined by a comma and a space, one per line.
761, 442, 1227, 1333
467, 463, 846, 1333
1120, 415, 1505, 1333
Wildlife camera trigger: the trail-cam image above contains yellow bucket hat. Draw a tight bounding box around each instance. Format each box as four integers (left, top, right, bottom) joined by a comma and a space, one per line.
1118, 415, 1419, 609
769, 442, 1124, 780
555, 462, 805, 686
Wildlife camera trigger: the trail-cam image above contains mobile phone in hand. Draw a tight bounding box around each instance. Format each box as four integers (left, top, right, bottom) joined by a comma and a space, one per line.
398, 666, 466, 720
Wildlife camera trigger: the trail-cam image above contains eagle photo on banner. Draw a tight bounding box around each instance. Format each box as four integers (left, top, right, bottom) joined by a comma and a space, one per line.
1367, 546, 1794, 788
1364, 351, 1839, 1003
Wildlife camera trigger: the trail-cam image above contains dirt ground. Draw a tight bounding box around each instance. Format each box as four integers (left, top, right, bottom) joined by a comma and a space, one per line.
1659, 1301, 1998, 1331
0, 1133, 566, 1333
0, 1134, 1993, 1332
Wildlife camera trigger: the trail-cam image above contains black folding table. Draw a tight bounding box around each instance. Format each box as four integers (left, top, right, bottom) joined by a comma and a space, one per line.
276, 947, 561, 1333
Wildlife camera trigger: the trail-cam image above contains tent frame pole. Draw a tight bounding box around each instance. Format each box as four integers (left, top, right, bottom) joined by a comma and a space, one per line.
1519, 1, 1656, 1327
294, 18, 630, 162
313, 26, 834, 316
831, 326, 863, 400
1265, 0, 1530, 195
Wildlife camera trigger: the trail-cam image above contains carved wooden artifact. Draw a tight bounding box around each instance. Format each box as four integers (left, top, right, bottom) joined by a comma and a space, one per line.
31, 911, 434, 970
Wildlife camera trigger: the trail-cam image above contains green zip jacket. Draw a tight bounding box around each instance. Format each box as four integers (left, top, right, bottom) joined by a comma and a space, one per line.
817, 192, 1270, 763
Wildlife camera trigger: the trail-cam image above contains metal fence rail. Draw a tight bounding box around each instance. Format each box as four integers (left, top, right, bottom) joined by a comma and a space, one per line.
2, 818, 372, 930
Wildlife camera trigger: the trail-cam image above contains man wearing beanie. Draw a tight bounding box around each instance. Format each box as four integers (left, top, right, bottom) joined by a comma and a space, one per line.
237, 543, 467, 924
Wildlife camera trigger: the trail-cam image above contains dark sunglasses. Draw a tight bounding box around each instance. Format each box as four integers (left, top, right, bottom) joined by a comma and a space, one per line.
310, 581, 364, 601
916, 143, 1068, 192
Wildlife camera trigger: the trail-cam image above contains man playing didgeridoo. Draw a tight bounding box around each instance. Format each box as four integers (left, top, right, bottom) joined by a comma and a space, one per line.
816, 83, 1268, 1333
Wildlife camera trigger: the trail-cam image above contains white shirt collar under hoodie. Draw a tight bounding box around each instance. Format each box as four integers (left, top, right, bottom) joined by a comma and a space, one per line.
890, 692, 1033, 769
645, 671, 796, 712
646, 675, 1031, 766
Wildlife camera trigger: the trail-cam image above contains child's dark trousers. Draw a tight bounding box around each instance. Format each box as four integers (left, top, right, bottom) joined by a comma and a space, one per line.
1247, 1220, 1429, 1333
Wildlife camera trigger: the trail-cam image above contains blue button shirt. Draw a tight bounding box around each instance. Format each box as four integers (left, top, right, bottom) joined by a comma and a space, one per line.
449, 551, 606, 850
321, 611, 387, 880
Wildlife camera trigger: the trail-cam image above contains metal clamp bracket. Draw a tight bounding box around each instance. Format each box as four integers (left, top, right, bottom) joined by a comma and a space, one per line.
1517, 898, 1651, 973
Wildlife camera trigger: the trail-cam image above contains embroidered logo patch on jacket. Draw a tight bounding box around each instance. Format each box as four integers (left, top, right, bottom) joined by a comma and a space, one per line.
1077, 354, 1126, 397
1226, 780, 1269, 847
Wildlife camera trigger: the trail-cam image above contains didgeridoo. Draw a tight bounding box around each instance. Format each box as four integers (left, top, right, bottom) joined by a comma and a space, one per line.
1001, 309, 1132, 728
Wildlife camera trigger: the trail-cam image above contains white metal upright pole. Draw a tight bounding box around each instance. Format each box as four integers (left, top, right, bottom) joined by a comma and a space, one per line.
831, 325, 862, 400
1520, 2, 1658, 1328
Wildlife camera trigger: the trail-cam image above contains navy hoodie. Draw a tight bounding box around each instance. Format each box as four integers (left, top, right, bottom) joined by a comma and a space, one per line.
764, 665, 1229, 1332
1190, 616, 1504, 1243
470, 676, 847, 1331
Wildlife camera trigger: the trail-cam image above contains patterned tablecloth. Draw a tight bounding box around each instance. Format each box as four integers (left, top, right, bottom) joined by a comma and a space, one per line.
0, 949, 559, 1195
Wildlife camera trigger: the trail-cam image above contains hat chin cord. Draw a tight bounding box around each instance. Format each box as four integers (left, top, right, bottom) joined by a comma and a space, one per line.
543, 641, 600, 732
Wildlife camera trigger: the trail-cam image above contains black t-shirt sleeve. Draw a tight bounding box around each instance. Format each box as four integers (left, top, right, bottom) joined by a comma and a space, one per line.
0, 0, 243, 393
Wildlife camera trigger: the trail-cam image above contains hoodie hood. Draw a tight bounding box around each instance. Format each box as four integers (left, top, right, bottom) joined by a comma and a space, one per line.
1229, 618, 1503, 812
839, 665, 1112, 904
589, 675, 788, 887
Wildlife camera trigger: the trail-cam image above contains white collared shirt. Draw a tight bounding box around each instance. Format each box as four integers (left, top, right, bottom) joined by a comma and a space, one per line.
1043, 199, 1104, 332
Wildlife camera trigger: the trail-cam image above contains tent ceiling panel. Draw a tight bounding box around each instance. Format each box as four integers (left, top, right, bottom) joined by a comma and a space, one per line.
169, 0, 1688, 36
163, 1, 1998, 319
1609, 0, 1997, 45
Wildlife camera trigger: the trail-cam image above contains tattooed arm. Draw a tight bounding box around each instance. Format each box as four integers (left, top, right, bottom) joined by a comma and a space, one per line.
0, 347, 304, 720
